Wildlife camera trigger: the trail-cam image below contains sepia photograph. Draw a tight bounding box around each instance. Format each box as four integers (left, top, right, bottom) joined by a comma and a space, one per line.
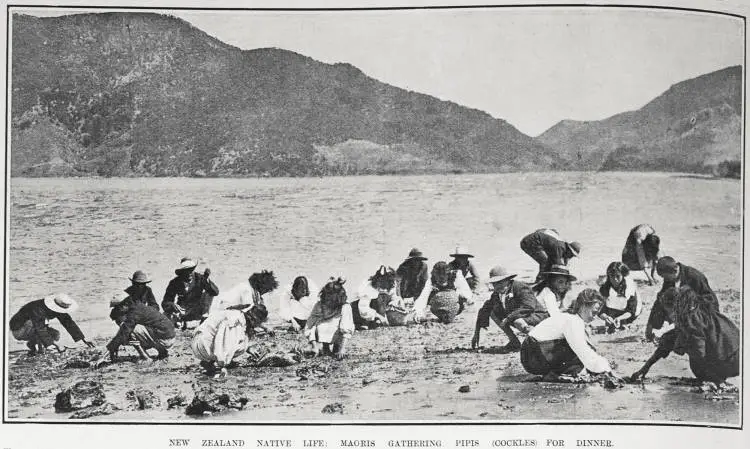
0, 0, 745, 439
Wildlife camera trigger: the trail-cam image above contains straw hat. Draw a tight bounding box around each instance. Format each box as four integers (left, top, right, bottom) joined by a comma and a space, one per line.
487, 266, 517, 284
129, 270, 151, 284
567, 241, 582, 257
44, 293, 78, 314
540, 264, 578, 281
174, 257, 198, 274
449, 245, 474, 258
405, 248, 427, 261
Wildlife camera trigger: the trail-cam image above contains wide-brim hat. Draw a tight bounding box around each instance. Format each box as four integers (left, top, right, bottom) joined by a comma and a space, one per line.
487, 265, 517, 284
44, 293, 79, 314
174, 258, 198, 274
449, 245, 474, 258
405, 247, 427, 261
129, 270, 151, 284
540, 264, 578, 281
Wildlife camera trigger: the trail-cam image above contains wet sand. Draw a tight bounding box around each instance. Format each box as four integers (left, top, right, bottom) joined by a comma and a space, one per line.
6, 280, 741, 424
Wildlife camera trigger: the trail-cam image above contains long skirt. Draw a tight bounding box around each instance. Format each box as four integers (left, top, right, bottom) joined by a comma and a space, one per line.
520, 336, 583, 376
191, 325, 248, 365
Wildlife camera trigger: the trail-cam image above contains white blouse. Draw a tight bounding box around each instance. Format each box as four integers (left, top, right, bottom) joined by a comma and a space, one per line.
278, 280, 319, 322
529, 312, 611, 374
537, 287, 564, 317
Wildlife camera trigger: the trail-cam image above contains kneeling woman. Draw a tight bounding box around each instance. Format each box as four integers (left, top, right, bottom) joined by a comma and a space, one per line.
191, 304, 268, 377
598, 262, 642, 330
521, 289, 615, 379
305, 277, 354, 360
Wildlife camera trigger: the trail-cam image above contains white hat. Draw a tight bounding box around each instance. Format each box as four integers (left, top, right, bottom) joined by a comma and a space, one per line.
174, 257, 198, 274
44, 293, 78, 314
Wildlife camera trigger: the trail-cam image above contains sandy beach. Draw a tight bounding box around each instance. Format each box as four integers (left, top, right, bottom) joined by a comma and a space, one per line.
6, 278, 741, 424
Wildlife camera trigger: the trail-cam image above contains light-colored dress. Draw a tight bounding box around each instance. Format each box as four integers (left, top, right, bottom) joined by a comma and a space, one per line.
208, 281, 262, 315
191, 310, 249, 365
305, 304, 355, 344
354, 280, 401, 323
278, 280, 319, 324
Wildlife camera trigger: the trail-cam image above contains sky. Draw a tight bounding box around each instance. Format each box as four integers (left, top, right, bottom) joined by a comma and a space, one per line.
20, 6, 745, 136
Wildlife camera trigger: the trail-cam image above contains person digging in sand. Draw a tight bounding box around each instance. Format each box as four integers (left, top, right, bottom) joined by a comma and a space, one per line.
107, 297, 175, 362
162, 257, 220, 330
352, 266, 400, 329
472, 265, 549, 352
208, 270, 279, 315
305, 277, 353, 360
598, 261, 642, 331
520, 289, 619, 381
621, 224, 661, 285
629, 286, 739, 385
191, 304, 269, 377
426, 261, 472, 324
10, 293, 95, 355
520, 228, 581, 283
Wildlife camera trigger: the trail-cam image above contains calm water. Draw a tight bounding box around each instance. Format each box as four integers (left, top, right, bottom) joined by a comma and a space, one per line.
8, 172, 742, 332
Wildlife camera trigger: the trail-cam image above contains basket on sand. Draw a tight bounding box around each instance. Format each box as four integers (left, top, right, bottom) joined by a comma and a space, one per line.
385, 303, 415, 326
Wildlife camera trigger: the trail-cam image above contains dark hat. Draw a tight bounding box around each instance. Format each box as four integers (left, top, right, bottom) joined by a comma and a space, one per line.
540, 264, 577, 281
129, 270, 151, 284
406, 248, 427, 261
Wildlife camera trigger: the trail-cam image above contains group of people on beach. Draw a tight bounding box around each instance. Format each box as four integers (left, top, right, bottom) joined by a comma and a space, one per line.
9, 224, 740, 385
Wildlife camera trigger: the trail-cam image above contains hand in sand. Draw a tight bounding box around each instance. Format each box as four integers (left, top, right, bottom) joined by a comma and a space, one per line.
471, 331, 481, 350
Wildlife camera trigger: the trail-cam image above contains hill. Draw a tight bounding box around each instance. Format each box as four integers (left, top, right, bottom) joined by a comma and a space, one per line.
536, 66, 742, 174
11, 12, 563, 177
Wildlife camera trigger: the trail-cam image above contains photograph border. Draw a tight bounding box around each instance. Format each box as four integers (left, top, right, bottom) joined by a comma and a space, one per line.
2, 1, 746, 430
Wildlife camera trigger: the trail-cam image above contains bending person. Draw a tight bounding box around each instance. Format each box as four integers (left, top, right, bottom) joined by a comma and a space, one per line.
630, 287, 739, 385
209, 270, 278, 315
191, 304, 268, 377
305, 277, 354, 360
107, 298, 175, 361
10, 293, 95, 355
621, 224, 660, 285
472, 266, 549, 352
520, 228, 581, 282
521, 289, 616, 380
425, 261, 471, 324
162, 258, 219, 329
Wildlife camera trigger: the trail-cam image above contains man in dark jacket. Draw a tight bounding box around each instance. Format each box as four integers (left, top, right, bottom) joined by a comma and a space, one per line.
396, 248, 429, 300
162, 257, 220, 329
471, 266, 549, 352
520, 228, 581, 282
107, 298, 176, 360
655, 256, 718, 305
119, 270, 159, 310
10, 294, 95, 355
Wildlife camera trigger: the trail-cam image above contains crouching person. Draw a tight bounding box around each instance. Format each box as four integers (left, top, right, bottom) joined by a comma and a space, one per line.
305, 277, 353, 360
107, 298, 175, 361
10, 294, 95, 355
472, 266, 549, 352
426, 261, 471, 324
191, 304, 269, 377
521, 289, 617, 381
630, 287, 739, 385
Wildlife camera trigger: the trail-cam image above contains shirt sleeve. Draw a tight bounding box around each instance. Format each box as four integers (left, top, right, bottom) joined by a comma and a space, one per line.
476, 297, 496, 329
106, 310, 138, 352
278, 290, 294, 321
339, 304, 355, 336
56, 313, 85, 342
356, 281, 380, 321
454, 273, 472, 301
412, 274, 432, 315
648, 299, 666, 329
562, 315, 611, 374
539, 289, 562, 317
203, 277, 220, 297
162, 280, 178, 314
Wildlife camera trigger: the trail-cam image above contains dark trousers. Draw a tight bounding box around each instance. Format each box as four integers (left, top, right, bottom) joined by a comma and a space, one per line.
520, 239, 551, 280
520, 336, 583, 376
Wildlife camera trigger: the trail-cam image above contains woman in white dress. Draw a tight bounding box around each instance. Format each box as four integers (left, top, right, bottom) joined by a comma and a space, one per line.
278, 276, 319, 332
305, 277, 354, 360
